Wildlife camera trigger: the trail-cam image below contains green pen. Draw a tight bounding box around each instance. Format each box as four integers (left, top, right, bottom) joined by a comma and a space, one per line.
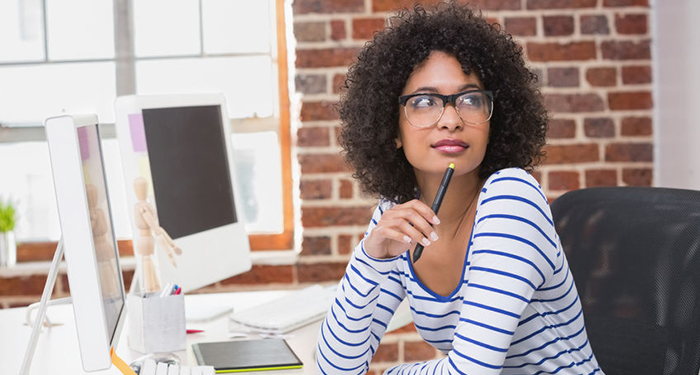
413, 163, 455, 263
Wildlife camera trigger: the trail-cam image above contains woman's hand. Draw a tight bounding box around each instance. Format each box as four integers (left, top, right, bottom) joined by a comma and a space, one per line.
364, 200, 440, 259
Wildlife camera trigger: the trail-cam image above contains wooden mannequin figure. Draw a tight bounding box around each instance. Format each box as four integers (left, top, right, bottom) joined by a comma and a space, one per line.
86, 184, 120, 299
133, 177, 182, 293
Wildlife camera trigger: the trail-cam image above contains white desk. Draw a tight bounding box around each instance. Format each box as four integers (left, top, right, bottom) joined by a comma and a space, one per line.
0, 290, 321, 375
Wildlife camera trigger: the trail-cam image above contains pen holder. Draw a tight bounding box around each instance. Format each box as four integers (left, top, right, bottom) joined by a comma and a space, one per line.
127, 293, 186, 354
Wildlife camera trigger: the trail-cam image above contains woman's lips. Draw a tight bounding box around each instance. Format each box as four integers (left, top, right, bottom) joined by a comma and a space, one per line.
432, 139, 468, 153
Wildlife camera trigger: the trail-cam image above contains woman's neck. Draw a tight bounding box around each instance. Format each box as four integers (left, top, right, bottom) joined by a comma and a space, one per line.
416, 169, 483, 238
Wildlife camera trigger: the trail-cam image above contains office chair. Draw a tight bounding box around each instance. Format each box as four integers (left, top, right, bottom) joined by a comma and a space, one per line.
550, 187, 700, 375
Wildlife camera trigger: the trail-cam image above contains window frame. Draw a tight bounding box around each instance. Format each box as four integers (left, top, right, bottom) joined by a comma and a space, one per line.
1, 0, 294, 257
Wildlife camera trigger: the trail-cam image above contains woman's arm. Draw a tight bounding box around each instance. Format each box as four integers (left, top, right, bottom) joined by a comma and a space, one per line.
316, 202, 408, 375
385, 169, 558, 375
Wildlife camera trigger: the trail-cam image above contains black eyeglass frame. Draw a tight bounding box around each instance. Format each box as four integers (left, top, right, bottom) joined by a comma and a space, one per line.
398, 89, 495, 128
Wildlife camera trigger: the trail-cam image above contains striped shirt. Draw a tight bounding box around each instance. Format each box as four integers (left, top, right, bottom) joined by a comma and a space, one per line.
316, 168, 603, 375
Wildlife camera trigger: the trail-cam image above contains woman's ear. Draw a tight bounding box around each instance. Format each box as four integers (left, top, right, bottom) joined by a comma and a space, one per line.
395, 135, 403, 149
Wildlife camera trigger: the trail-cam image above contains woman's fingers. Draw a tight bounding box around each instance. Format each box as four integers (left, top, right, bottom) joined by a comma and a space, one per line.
364, 200, 440, 259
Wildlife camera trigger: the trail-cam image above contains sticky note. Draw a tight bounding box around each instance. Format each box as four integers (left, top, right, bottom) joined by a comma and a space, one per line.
128, 113, 148, 153
137, 156, 155, 197
77, 126, 90, 160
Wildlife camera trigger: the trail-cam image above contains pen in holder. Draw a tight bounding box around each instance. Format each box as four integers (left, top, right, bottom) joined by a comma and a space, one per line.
127, 287, 186, 354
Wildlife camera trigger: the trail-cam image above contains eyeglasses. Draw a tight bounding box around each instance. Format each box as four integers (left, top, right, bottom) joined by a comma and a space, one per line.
398, 89, 494, 128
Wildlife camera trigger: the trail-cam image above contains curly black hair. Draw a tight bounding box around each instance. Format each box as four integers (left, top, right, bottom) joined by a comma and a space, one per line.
338, 2, 548, 203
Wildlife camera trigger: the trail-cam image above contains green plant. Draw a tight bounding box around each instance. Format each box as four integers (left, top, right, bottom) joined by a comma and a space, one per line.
0, 199, 16, 233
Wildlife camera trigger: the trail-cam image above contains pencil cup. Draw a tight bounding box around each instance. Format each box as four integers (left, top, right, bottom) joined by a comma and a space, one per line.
127, 293, 186, 353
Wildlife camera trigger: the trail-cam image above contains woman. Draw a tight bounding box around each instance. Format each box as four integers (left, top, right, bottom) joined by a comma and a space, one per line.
316, 3, 603, 375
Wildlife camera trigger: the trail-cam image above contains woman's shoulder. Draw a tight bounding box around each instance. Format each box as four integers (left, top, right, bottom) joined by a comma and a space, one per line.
481, 167, 548, 206
377, 198, 398, 213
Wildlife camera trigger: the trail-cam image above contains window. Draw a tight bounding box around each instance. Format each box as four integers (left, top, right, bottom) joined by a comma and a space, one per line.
0, 0, 294, 251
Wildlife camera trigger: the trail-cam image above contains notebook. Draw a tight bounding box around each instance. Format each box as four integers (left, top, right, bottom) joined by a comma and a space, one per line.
192, 339, 303, 373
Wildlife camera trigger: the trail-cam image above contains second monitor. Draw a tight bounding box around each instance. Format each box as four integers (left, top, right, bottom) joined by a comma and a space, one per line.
114, 93, 251, 293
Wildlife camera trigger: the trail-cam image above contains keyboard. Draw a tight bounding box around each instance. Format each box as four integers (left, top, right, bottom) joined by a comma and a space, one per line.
229, 284, 335, 333
138, 358, 215, 375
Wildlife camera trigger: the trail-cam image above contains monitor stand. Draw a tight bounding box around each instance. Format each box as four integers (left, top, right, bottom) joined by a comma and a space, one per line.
19, 239, 65, 375
18, 238, 137, 375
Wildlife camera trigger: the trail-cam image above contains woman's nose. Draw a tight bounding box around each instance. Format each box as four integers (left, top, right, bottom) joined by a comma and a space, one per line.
437, 104, 463, 131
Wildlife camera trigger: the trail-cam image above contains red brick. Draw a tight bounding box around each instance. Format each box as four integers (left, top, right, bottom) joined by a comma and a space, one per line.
466, 0, 521, 10
547, 67, 579, 87
622, 168, 652, 186
543, 144, 599, 164
621, 116, 652, 136
221, 265, 294, 285
547, 119, 576, 139
301, 236, 331, 256
16, 242, 60, 262
584, 118, 615, 138
298, 153, 348, 174
605, 143, 653, 162
300, 101, 339, 121
339, 179, 354, 199
352, 18, 385, 40
331, 20, 346, 41
549, 171, 580, 191
372, 0, 441, 12
302, 206, 373, 227
615, 14, 648, 34
0, 275, 54, 296
531, 171, 543, 184
622, 65, 652, 85
528, 41, 596, 62
60, 274, 70, 294
504, 17, 537, 36
300, 179, 332, 200
528, 0, 596, 8
485, 17, 501, 25
601, 40, 651, 60
338, 234, 355, 255
585, 169, 618, 187
604, 0, 648, 7
296, 262, 347, 282
531, 68, 544, 86
297, 127, 330, 147
404, 340, 437, 361
608, 91, 652, 110
296, 48, 360, 68
586, 67, 617, 87
16, 240, 132, 262
294, 22, 325, 42
580, 15, 610, 35
295, 74, 327, 95
373, 343, 399, 362
543, 16, 574, 36
333, 74, 347, 94
294, 0, 364, 14
122, 269, 135, 292
544, 94, 605, 113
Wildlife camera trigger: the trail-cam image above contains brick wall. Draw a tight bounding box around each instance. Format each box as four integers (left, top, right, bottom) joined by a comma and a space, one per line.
0, 0, 652, 372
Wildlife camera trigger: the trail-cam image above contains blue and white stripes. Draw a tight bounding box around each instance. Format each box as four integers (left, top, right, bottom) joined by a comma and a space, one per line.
316, 168, 602, 375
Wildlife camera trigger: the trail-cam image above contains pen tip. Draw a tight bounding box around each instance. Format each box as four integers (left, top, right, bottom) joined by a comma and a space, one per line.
448, 163, 455, 169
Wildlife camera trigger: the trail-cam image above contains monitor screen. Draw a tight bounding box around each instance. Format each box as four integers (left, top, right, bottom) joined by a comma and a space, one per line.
77, 124, 125, 344
142, 105, 237, 239
45, 114, 127, 371
114, 93, 251, 293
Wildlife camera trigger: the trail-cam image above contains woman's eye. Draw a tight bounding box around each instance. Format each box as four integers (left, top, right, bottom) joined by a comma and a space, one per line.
458, 94, 483, 108
410, 96, 437, 108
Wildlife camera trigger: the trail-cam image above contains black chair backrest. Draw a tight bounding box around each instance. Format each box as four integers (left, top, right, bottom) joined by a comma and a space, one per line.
550, 187, 700, 375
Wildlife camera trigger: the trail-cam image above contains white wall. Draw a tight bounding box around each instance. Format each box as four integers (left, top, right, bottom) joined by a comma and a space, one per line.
654, 0, 700, 189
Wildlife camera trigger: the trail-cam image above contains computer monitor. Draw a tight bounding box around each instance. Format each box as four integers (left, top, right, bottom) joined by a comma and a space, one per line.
114, 93, 251, 293
44, 114, 127, 372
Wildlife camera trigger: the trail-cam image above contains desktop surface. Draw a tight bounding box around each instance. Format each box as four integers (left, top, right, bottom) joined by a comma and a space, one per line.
1, 290, 321, 375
